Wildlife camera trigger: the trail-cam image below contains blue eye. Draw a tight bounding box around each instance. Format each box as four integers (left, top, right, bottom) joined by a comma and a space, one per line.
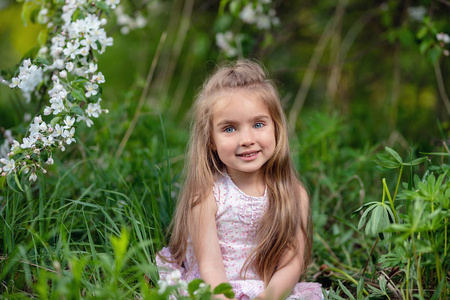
254, 122, 264, 129
224, 127, 235, 133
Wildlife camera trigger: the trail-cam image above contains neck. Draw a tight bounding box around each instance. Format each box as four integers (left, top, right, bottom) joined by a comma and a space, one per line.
226, 168, 265, 197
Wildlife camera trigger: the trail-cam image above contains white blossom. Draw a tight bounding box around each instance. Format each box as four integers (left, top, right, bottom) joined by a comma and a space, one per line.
85, 62, 98, 73
9, 77, 20, 88
63, 40, 80, 59
11, 140, 20, 152
105, 0, 120, 9
85, 82, 98, 97
437, 32, 450, 44
170, 270, 182, 281
21, 137, 36, 149
157, 280, 168, 295
63, 115, 75, 128
66, 62, 74, 72
77, 115, 94, 127
29, 172, 37, 182
408, 6, 427, 22
1, 158, 15, 174
92, 72, 105, 83
63, 127, 76, 144
216, 31, 238, 57
53, 124, 64, 137
86, 102, 102, 118
240, 4, 257, 24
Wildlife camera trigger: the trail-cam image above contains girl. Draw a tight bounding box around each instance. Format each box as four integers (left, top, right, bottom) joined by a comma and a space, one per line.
157, 60, 323, 300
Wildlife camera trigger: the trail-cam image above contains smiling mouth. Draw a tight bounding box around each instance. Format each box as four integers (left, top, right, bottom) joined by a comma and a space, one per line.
237, 151, 260, 157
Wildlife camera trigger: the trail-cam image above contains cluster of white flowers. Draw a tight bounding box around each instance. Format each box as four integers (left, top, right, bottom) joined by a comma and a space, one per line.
407, 6, 427, 22
157, 270, 188, 295
216, 0, 279, 57
436, 32, 450, 44
436, 32, 450, 56
0, 0, 125, 183
156, 270, 215, 298
239, 1, 279, 30
115, 5, 147, 35
0, 116, 59, 181
216, 31, 242, 58
8, 59, 44, 102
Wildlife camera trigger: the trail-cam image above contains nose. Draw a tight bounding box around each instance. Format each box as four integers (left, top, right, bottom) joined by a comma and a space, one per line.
240, 127, 255, 147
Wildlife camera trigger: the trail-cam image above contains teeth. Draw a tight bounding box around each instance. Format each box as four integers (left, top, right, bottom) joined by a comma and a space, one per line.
241, 152, 257, 157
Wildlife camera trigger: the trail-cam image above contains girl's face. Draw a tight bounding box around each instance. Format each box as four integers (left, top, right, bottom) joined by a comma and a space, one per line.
211, 89, 276, 180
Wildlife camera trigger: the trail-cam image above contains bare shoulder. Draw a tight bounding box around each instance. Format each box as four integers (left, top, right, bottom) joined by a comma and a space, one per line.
294, 182, 310, 220
294, 182, 309, 204
191, 190, 218, 216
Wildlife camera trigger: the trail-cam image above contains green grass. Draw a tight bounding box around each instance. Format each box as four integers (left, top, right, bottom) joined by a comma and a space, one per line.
1, 108, 449, 299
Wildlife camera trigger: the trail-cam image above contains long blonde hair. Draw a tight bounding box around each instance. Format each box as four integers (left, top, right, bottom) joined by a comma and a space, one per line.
166, 59, 312, 284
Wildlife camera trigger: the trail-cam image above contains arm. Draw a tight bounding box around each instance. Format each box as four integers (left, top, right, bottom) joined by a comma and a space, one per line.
256, 187, 310, 300
190, 192, 234, 300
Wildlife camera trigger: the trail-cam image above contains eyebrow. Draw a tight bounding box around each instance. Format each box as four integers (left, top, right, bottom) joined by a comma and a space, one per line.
215, 115, 270, 127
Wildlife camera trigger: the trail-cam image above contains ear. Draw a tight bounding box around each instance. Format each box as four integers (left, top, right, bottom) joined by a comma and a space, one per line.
210, 140, 216, 151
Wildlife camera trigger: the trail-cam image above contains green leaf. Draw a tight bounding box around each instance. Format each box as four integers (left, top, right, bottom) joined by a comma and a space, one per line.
34, 57, 50, 66
89, 87, 102, 103
72, 76, 89, 84
30, 7, 40, 24
37, 30, 48, 46
50, 117, 61, 127
374, 165, 390, 173
70, 106, 84, 116
428, 47, 441, 64
337, 280, 356, 300
7, 173, 23, 193
95, 1, 110, 15
356, 277, 364, 299
72, 89, 86, 101
430, 277, 446, 300
419, 151, 450, 156
110, 228, 129, 272
229, 0, 240, 16
21, 2, 37, 26
416, 26, 428, 39
374, 153, 401, 169
188, 278, 203, 295
419, 39, 432, 54
385, 147, 403, 163
213, 283, 233, 295
403, 156, 427, 166
218, 0, 231, 15
0, 175, 6, 190
357, 204, 377, 230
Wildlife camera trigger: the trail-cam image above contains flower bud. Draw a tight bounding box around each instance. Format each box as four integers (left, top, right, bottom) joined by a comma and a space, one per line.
1, 172, 6, 177
26, 155, 31, 159
42, 169, 47, 174
60, 70, 67, 78
36, 164, 40, 168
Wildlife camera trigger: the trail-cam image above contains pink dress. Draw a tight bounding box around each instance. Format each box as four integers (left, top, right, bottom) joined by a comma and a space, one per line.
157, 173, 323, 299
